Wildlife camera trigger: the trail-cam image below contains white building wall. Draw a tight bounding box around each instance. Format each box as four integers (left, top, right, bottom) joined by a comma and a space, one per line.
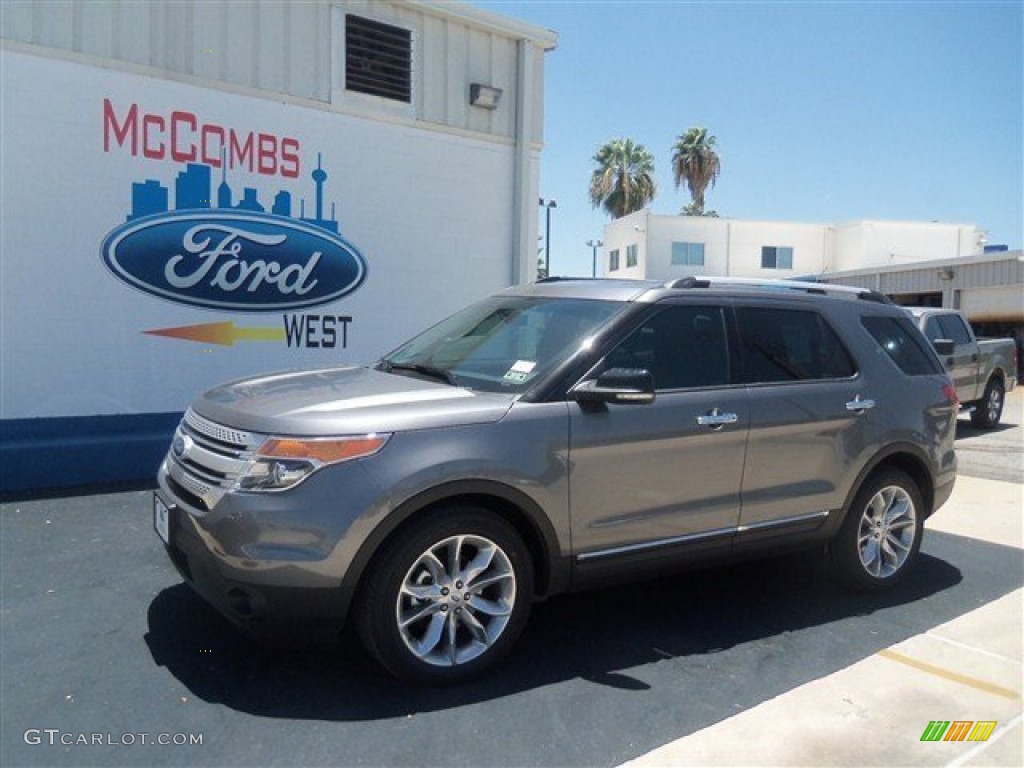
725, 220, 828, 277
604, 213, 984, 282
833, 220, 981, 271
646, 216, 730, 279
0, 0, 551, 144
0, 1, 556, 421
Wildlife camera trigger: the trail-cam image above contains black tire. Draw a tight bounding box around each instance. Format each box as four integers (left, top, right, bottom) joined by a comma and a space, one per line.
828, 469, 924, 591
355, 506, 533, 685
970, 377, 1004, 429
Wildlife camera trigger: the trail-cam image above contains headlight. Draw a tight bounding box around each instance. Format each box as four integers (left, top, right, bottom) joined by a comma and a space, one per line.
236, 434, 390, 492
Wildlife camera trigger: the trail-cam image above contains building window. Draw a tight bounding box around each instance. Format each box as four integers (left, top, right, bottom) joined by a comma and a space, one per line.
346, 15, 412, 103
626, 244, 638, 268
761, 246, 793, 270
671, 241, 705, 267
609, 249, 620, 271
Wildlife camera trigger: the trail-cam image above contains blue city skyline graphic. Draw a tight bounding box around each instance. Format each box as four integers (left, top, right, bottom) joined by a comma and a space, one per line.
127, 152, 339, 234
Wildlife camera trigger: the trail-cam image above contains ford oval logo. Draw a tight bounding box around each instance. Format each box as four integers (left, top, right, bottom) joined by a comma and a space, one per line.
172, 434, 192, 459
101, 211, 366, 312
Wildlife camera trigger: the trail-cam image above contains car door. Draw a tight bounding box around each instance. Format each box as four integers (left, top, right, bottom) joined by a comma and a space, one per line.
733, 302, 868, 541
568, 302, 749, 569
924, 314, 980, 401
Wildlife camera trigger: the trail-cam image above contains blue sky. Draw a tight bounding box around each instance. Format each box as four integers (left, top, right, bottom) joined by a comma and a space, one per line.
482, 0, 1023, 278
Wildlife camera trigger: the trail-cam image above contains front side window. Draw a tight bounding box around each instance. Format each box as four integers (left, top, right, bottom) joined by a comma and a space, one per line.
937, 314, 972, 345
761, 246, 794, 270
381, 297, 625, 393
671, 241, 705, 267
609, 249, 620, 271
862, 316, 941, 376
346, 15, 412, 103
924, 314, 972, 345
601, 305, 730, 390
737, 307, 855, 382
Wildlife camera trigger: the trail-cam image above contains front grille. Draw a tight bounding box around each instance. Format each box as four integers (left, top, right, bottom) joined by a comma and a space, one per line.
165, 409, 264, 510
184, 409, 253, 447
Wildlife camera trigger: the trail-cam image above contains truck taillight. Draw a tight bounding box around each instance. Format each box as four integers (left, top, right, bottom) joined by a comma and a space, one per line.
942, 382, 958, 405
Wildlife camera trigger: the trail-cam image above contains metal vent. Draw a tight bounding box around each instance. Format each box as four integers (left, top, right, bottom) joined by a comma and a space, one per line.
346, 15, 412, 103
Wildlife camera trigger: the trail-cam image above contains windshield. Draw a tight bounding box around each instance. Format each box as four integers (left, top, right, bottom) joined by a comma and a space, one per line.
380, 296, 625, 393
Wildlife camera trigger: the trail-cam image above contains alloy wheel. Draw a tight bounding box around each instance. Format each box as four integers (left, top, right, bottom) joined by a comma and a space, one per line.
395, 534, 516, 667
856, 485, 917, 578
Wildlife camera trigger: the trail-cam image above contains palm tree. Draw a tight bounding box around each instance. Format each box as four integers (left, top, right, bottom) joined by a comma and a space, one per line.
671, 127, 720, 216
589, 138, 657, 219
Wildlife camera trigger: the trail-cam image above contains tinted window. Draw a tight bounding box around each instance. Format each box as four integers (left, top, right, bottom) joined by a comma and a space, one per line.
862, 316, 941, 376
604, 305, 729, 390
738, 307, 855, 382
937, 314, 972, 344
924, 317, 943, 343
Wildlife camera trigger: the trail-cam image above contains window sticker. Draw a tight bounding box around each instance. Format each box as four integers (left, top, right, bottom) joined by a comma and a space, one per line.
503, 360, 537, 383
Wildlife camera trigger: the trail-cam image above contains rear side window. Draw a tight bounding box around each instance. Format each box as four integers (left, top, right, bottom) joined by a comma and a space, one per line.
737, 307, 856, 383
862, 316, 942, 376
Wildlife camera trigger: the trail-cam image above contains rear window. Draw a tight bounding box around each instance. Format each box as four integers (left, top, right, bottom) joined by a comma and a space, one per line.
862, 316, 942, 376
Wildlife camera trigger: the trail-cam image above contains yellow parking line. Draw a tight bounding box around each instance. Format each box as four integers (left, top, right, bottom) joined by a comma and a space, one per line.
877, 648, 1021, 700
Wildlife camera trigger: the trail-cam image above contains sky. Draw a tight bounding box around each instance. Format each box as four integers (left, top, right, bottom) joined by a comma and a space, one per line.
481, 0, 1023, 278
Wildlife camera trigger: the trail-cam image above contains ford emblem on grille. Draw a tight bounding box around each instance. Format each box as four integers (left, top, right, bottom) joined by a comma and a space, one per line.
172, 434, 192, 460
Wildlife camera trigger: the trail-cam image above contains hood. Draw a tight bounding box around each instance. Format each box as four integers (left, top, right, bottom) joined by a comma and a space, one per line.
192, 366, 516, 436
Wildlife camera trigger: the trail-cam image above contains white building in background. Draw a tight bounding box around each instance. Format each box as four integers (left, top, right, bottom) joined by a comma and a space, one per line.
602, 210, 985, 281
0, 0, 556, 493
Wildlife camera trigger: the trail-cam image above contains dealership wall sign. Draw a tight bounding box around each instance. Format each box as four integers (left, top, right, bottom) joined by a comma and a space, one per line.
100, 98, 365, 347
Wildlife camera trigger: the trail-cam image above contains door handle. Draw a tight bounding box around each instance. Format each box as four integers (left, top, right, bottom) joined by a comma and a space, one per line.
697, 408, 739, 429
846, 395, 876, 413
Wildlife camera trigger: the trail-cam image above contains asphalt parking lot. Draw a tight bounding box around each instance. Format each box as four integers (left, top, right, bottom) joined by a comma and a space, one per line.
2, 391, 1021, 767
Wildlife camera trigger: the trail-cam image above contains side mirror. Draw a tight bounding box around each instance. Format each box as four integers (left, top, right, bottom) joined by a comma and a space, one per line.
932, 338, 955, 356
572, 368, 656, 405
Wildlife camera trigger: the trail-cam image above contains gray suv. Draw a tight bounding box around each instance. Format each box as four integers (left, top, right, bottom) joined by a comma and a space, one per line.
155, 277, 958, 684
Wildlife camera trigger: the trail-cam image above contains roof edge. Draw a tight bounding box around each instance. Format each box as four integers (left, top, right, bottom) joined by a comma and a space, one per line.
406, 1, 558, 49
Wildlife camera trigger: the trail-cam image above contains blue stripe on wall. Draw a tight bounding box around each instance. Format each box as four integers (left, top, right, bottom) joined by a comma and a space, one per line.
0, 413, 182, 495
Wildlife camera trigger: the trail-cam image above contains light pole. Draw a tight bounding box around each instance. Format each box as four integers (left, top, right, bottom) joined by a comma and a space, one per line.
539, 198, 557, 277
586, 239, 603, 277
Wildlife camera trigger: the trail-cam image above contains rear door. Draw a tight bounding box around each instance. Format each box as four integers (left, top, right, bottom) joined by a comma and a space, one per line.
734, 302, 866, 542
568, 302, 748, 567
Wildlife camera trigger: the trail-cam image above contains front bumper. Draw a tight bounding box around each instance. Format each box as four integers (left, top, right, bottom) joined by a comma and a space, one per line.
155, 487, 348, 643
154, 457, 385, 642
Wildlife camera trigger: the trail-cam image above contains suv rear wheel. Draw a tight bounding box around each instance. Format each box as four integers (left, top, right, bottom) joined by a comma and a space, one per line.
356, 506, 533, 684
829, 469, 923, 590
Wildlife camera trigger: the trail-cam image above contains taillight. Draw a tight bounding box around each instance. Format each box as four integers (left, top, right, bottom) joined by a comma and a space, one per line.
942, 381, 958, 406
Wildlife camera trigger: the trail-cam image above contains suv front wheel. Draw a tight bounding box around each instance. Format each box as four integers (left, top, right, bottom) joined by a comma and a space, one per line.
829, 469, 924, 590
356, 506, 534, 685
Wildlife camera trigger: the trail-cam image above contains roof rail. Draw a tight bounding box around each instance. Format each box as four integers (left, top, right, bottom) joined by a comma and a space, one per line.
534, 275, 594, 283
664, 276, 891, 304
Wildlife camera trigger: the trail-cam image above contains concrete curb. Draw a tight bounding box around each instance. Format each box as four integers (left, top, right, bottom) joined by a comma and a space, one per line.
621, 477, 1024, 767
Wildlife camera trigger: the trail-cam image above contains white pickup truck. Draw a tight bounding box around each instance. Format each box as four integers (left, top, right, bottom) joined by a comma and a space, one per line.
906, 307, 1017, 428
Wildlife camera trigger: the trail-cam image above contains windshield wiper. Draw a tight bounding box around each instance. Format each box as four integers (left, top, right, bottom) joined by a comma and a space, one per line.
380, 361, 460, 387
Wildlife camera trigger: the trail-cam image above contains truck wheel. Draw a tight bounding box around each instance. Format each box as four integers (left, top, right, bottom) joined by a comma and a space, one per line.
356, 506, 533, 685
970, 378, 1004, 428
829, 469, 923, 591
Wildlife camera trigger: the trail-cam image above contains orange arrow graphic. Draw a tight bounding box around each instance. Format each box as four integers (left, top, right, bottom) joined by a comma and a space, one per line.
144, 321, 286, 346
